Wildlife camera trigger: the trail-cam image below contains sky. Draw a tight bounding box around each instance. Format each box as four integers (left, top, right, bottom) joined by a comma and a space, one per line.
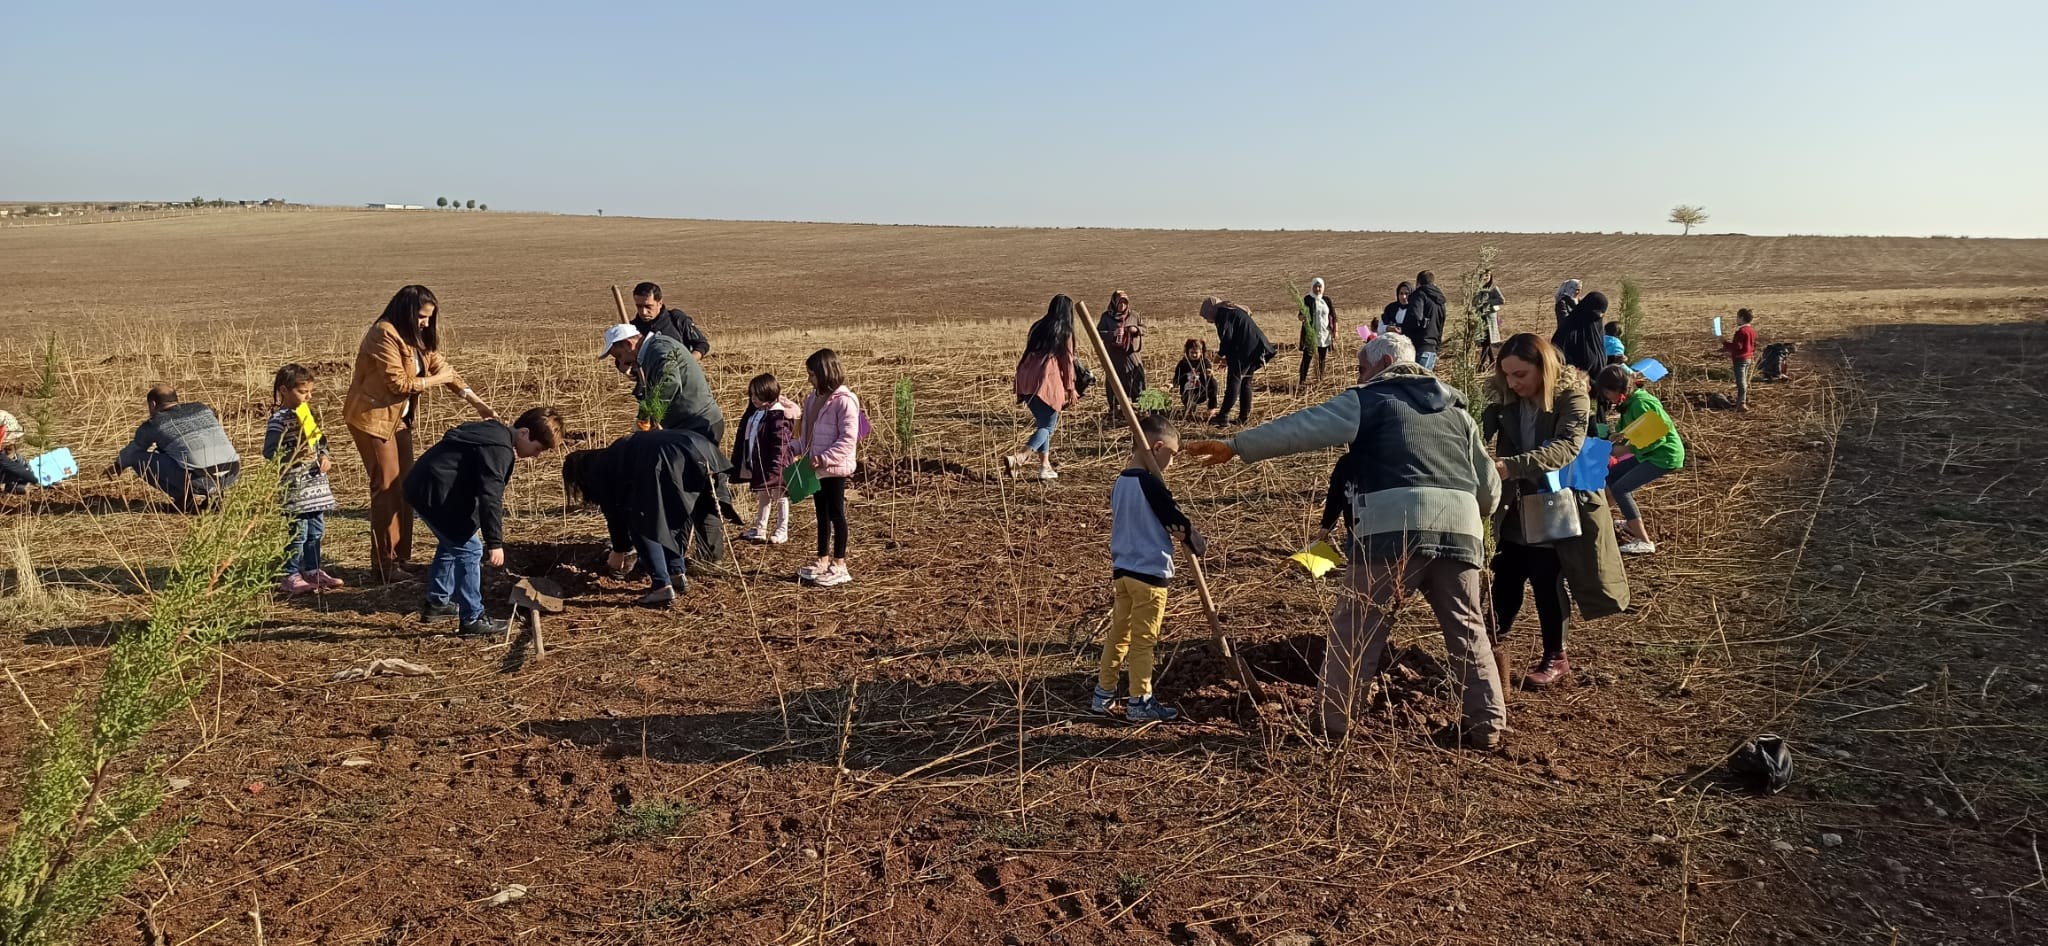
5, 0, 2044, 236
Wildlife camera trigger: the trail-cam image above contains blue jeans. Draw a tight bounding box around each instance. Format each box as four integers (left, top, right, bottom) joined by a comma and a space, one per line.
1416, 349, 1440, 371
637, 536, 688, 589
1732, 358, 1750, 408
1024, 396, 1059, 454
1608, 456, 1672, 522
424, 523, 484, 623
286, 512, 325, 576
141, 454, 241, 513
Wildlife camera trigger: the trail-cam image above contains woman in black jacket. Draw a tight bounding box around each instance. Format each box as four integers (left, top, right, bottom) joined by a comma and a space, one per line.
563, 428, 733, 608
1551, 290, 1608, 374
1199, 296, 1274, 427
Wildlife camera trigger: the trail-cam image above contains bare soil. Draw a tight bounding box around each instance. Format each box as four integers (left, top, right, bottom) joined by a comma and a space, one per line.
1, 213, 2045, 945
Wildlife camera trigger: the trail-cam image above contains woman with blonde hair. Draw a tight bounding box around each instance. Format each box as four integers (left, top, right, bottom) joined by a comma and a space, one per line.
1481, 333, 1629, 689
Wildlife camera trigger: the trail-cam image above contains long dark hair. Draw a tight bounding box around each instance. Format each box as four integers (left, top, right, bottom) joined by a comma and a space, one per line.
805, 348, 844, 395
1025, 294, 1076, 356
378, 284, 441, 353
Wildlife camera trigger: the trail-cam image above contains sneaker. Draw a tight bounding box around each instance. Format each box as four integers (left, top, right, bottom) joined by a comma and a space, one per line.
1037, 466, 1058, 481
740, 528, 767, 544
456, 617, 508, 639
1619, 539, 1657, 555
1125, 696, 1180, 722
1524, 652, 1572, 689
812, 564, 853, 588
636, 584, 677, 608
306, 569, 346, 589
1090, 686, 1118, 714
279, 574, 317, 596
421, 601, 460, 623
770, 528, 788, 545
797, 562, 825, 582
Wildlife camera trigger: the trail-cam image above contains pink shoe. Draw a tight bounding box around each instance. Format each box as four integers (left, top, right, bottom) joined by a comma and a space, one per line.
279, 574, 317, 596
306, 570, 346, 589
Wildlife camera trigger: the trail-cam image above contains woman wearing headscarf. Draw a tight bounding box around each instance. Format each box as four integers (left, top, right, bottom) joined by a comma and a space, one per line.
1481, 333, 1630, 690
344, 284, 496, 582
1006, 295, 1080, 480
1298, 277, 1338, 387
563, 427, 733, 608
1552, 279, 1582, 332
1551, 289, 1609, 374
1096, 290, 1145, 405
1473, 276, 1507, 369
1200, 296, 1275, 427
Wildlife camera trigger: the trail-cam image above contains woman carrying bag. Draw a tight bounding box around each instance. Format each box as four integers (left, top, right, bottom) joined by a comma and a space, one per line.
1482, 333, 1630, 690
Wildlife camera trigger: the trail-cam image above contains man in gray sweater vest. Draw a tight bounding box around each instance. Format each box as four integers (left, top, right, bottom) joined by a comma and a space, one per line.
1186, 333, 1507, 749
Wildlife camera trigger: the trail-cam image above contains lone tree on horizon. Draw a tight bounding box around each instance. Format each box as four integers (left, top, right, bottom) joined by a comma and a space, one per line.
1669, 204, 1709, 236
437, 197, 449, 208
466, 199, 476, 210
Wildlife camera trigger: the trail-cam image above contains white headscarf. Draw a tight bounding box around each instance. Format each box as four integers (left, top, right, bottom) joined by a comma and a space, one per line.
1556, 278, 1582, 300
1310, 277, 1325, 293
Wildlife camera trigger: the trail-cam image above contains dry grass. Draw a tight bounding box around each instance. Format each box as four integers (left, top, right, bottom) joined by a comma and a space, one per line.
0, 214, 2045, 944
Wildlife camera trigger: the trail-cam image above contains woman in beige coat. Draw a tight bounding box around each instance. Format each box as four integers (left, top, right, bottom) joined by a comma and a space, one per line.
344, 284, 495, 582
1482, 333, 1630, 689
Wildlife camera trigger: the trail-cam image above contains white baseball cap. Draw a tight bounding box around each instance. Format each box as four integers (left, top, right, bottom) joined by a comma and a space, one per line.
599, 323, 640, 359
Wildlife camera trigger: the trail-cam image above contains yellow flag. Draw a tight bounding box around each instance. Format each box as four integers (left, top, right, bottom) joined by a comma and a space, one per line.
1288, 540, 1345, 579
294, 403, 324, 454
1621, 410, 1670, 450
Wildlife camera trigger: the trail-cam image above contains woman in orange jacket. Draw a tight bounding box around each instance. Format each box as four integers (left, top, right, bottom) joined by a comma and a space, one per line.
344, 285, 495, 582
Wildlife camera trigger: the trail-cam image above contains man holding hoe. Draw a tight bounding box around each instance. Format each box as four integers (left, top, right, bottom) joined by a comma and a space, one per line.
1184, 333, 1506, 749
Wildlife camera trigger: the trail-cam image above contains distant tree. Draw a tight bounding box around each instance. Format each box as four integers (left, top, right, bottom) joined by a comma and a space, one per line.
437, 197, 449, 208
191, 196, 205, 207
1669, 204, 1709, 236
465, 199, 476, 210
598, 209, 604, 216
478, 204, 488, 211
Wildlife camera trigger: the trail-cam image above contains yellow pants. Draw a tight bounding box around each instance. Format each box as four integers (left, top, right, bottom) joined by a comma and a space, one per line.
1100, 577, 1169, 698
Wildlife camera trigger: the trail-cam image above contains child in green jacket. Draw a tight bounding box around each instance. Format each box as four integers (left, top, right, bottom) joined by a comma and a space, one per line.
1594, 366, 1683, 554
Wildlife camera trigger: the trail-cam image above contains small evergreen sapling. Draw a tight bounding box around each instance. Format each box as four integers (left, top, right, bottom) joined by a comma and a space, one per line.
0, 466, 287, 945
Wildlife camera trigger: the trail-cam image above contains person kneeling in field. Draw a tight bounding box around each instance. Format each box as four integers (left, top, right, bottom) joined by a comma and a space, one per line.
107, 384, 242, 512
1093, 414, 1207, 723
564, 425, 735, 608
405, 408, 566, 637
1186, 333, 1507, 750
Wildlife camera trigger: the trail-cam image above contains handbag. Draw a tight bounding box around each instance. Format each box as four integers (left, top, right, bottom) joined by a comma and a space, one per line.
1517, 485, 1583, 546
783, 456, 820, 504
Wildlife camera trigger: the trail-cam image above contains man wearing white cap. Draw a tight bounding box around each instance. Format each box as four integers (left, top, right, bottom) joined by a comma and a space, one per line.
600, 323, 723, 444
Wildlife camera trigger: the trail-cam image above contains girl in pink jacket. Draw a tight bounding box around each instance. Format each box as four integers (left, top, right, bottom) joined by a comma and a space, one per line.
795, 348, 862, 587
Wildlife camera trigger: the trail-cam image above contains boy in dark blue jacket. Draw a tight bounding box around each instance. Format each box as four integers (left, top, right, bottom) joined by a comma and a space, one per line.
405, 408, 565, 637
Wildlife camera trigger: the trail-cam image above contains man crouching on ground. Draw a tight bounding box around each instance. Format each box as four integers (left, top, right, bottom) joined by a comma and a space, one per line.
1184, 333, 1506, 749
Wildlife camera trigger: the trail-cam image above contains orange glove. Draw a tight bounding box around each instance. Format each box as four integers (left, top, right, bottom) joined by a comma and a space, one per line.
1184, 440, 1236, 466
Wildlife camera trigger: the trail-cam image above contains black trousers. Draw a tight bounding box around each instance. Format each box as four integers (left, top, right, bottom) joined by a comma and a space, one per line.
815, 476, 849, 559
1299, 345, 1330, 384
1491, 540, 1569, 655
1216, 364, 1258, 422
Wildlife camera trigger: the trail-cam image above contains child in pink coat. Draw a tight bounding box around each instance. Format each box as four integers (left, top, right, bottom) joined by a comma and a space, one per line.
795, 349, 862, 587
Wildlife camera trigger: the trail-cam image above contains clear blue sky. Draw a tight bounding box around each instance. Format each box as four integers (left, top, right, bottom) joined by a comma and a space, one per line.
6, 0, 2043, 236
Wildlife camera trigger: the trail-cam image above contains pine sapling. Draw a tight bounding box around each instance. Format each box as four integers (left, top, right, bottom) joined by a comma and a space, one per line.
0, 464, 287, 946
893, 378, 914, 453
26, 335, 62, 452
1619, 277, 1647, 360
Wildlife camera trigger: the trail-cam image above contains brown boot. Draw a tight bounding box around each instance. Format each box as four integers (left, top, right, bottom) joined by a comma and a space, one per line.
1524, 652, 1572, 689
